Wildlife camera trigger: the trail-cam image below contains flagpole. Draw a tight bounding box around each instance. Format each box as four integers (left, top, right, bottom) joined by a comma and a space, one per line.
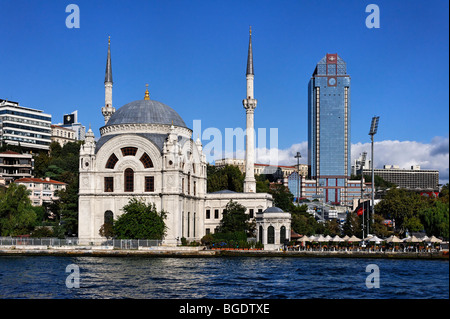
362, 201, 365, 240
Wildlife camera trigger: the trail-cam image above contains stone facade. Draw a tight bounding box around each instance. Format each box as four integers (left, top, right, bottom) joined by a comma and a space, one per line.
255, 207, 291, 250
78, 34, 280, 246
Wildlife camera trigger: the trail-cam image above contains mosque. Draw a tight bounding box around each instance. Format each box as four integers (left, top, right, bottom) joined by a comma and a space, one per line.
78, 30, 291, 248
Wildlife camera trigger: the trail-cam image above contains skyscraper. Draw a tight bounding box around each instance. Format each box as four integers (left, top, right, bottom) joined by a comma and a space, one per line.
308, 53, 350, 204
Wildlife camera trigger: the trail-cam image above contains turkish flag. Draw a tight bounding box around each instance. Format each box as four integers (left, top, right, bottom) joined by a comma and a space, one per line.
357, 207, 364, 216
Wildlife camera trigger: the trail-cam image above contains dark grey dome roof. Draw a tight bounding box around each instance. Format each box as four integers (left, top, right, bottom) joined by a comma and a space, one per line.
106, 99, 187, 127
264, 207, 284, 213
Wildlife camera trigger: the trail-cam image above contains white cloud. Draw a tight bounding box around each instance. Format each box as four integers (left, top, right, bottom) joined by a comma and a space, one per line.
210, 136, 449, 185
351, 137, 449, 184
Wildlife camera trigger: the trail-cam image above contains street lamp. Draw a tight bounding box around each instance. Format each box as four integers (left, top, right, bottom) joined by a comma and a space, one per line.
294, 152, 302, 205
368, 116, 380, 235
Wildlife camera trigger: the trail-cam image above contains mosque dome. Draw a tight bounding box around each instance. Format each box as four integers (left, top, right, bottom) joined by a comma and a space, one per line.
106, 99, 187, 128
263, 207, 284, 213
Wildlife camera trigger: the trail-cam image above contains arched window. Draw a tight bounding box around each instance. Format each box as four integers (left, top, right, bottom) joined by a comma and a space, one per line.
106, 153, 118, 169
140, 152, 153, 168
259, 226, 263, 243
124, 168, 134, 192
280, 226, 286, 244
104, 210, 114, 225
181, 211, 184, 238
268, 226, 275, 244
187, 172, 191, 195
193, 212, 196, 238
121, 147, 138, 157
187, 212, 190, 237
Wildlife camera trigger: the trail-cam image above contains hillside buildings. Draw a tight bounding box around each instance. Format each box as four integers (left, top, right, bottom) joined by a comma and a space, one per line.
14, 177, 67, 206
51, 125, 77, 147
56, 110, 86, 141
0, 99, 52, 153
0, 150, 33, 185
362, 165, 439, 190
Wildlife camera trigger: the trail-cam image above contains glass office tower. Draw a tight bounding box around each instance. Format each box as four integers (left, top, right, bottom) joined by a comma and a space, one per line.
308, 53, 350, 205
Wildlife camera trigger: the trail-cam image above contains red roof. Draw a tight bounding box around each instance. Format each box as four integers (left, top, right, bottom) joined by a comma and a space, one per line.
0, 150, 21, 155
291, 230, 302, 239
14, 177, 67, 185
255, 163, 295, 169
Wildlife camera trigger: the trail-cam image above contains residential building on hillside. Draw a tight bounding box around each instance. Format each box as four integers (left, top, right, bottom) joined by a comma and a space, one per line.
51, 125, 76, 147
0, 99, 52, 152
14, 177, 67, 206
0, 150, 33, 185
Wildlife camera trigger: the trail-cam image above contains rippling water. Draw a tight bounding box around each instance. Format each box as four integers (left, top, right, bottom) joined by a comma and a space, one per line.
0, 256, 448, 299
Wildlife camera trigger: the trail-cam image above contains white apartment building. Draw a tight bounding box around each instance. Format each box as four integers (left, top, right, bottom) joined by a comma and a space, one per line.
0, 99, 52, 152
51, 125, 76, 147
14, 177, 67, 206
0, 150, 33, 185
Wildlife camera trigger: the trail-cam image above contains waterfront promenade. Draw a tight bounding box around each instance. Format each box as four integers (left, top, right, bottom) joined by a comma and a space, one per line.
0, 245, 447, 259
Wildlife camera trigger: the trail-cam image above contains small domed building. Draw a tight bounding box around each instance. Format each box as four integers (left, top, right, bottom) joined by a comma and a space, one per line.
255, 207, 292, 250
78, 33, 288, 247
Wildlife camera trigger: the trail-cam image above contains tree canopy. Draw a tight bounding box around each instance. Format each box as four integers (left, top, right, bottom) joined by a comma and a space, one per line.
0, 183, 36, 236
33, 141, 81, 236
216, 200, 254, 236
375, 187, 449, 239
207, 164, 244, 193
112, 198, 167, 240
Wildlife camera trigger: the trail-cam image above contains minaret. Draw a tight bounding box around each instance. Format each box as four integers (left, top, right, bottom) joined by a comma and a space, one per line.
243, 27, 257, 193
101, 36, 115, 124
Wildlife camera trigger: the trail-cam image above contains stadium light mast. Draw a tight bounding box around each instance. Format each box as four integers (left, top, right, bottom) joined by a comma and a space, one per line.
368, 116, 380, 235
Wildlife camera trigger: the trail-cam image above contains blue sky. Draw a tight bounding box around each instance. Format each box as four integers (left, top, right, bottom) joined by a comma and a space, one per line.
0, 1, 449, 181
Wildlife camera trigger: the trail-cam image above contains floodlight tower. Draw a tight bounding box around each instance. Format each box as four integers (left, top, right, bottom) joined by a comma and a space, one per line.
368, 116, 379, 234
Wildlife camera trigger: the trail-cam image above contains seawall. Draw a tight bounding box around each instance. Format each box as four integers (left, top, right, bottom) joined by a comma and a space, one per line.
0, 246, 448, 260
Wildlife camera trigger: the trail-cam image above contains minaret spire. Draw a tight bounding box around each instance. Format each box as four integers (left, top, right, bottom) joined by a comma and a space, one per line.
243, 26, 257, 193
105, 36, 113, 83
102, 36, 115, 124
246, 26, 254, 76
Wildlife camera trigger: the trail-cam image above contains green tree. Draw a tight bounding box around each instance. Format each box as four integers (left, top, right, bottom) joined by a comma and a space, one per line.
256, 174, 270, 193
342, 212, 363, 237
375, 188, 427, 235
371, 213, 392, 238
0, 183, 37, 236
350, 174, 396, 189
33, 152, 51, 178
44, 164, 64, 180
113, 198, 167, 239
324, 219, 341, 236
420, 200, 449, 240
216, 200, 254, 236
207, 164, 244, 193
439, 183, 449, 204
291, 211, 317, 236
46, 175, 79, 237
49, 141, 62, 158
269, 184, 294, 212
